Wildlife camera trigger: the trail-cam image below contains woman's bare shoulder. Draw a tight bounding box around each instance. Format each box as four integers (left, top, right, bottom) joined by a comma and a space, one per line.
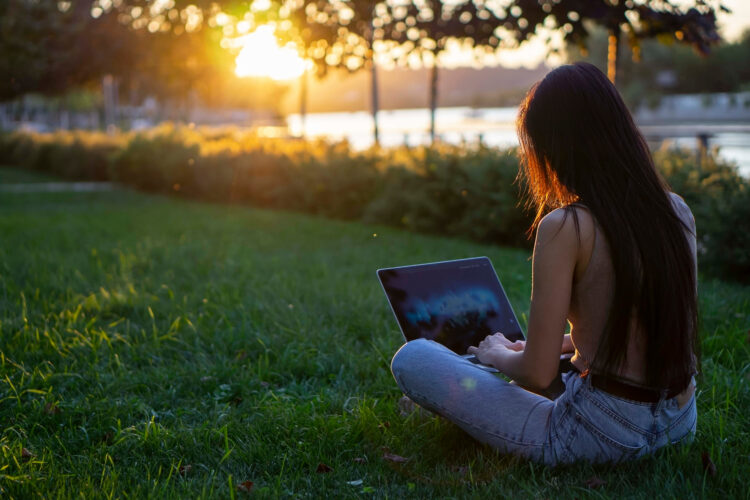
539, 205, 596, 244
538, 206, 597, 280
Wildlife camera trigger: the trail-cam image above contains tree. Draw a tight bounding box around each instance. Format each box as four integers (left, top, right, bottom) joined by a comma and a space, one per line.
280, 0, 351, 137
288, 1, 390, 145
8, 0, 725, 138
389, 0, 507, 143
499, 0, 727, 87
0, 0, 140, 101
219, 1, 390, 145
1, 0, 288, 124
567, 26, 750, 108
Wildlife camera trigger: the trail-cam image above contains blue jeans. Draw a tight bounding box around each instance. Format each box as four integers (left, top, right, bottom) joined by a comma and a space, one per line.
391, 339, 697, 465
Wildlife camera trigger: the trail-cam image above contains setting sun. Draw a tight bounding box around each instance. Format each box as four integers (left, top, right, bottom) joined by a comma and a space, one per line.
234, 25, 309, 80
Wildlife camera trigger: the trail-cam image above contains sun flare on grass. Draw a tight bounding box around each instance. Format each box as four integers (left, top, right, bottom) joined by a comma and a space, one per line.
234, 25, 308, 80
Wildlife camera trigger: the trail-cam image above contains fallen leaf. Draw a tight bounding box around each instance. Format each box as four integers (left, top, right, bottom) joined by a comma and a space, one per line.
702, 451, 717, 477
383, 452, 408, 463
346, 479, 363, 486
316, 462, 333, 473
179, 464, 192, 476
584, 476, 606, 489
21, 448, 34, 462
43, 402, 60, 415
353, 457, 367, 464
378, 421, 391, 430
236, 480, 254, 493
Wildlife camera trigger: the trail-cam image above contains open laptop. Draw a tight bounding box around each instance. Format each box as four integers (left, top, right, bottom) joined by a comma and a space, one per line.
377, 256, 524, 372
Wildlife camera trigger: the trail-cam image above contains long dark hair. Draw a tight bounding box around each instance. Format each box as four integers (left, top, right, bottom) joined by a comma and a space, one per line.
516, 62, 697, 391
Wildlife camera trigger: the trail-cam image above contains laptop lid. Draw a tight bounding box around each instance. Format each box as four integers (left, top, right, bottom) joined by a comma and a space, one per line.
377, 256, 524, 355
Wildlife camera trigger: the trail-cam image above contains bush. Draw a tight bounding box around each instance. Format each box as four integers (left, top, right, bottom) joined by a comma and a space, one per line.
0, 130, 120, 181
654, 147, 750, 281
111, 129, 202, 193
108, 126, 384, 218
364, 146, 532, 247
701, 186, 750, 282
655, 147, 746, 226
1, 126, 748, 282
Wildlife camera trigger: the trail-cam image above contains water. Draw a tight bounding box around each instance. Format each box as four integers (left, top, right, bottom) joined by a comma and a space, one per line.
665, 133, 750, 176
287, 106, 750, 177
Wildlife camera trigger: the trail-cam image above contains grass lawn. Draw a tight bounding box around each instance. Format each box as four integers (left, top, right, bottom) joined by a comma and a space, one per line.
0, 167, 748, 498
0, 167, 65, 184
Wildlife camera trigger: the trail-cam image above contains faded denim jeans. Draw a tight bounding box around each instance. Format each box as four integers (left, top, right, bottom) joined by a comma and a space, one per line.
391, 339, 697, 465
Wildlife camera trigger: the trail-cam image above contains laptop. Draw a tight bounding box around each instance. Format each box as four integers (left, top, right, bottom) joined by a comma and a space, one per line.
377, 256, 524, 372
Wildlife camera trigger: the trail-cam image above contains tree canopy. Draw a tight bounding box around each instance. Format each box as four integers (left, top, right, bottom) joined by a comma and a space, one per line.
1, 0, 730, 106
0, 0, 139, 100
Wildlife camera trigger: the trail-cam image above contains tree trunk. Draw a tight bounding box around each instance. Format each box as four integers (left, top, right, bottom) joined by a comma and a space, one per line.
102, 74, 117, 134
128, 81, 138, 131
429, 60, 438, 144
607, 25, 621, 87
370, 60, 380, 146
299, 69, 308, 139
368, 20, 380, 146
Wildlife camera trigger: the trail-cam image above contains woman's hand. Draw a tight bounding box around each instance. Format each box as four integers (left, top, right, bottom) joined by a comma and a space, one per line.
467, 333, 525, 368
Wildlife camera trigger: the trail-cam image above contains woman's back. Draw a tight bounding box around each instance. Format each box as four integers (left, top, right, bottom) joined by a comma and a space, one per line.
568, 192, 698, 386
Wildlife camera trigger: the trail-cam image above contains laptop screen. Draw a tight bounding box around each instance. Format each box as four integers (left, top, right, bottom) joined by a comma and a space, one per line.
378, 257, 524, 355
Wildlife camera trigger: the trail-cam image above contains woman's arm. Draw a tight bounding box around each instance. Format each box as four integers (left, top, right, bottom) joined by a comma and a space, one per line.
469, 209, 579, 388
562, 333, 574, 354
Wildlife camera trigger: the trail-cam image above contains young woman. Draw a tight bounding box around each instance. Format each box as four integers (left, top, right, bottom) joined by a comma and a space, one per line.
390, 62, 698, 465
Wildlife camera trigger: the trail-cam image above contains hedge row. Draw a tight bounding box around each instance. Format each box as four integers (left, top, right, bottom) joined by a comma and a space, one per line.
1, 125, 748, 282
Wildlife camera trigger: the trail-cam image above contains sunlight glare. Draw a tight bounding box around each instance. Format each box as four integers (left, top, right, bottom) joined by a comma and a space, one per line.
234, 25, 308, 80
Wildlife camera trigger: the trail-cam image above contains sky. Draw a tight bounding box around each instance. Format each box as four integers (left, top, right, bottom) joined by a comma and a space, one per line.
718, 0, 750, 41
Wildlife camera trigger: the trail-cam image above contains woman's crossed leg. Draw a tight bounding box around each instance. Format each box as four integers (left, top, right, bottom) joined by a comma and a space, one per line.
391, 338, 560, 464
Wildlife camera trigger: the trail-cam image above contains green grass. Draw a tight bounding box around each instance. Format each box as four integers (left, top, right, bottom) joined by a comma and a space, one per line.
0, 168, 748, 498
0, 166, 64, 184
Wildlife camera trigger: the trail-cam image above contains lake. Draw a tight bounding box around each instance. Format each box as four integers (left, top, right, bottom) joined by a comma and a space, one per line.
287, 106, 750, 177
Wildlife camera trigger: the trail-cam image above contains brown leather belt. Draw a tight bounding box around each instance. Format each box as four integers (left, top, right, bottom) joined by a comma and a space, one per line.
588, 373, 684, 403
571, 368, 682, 403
